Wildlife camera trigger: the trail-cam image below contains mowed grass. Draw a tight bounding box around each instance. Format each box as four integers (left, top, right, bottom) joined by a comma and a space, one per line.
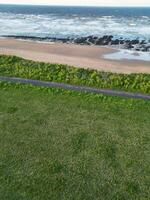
0, 84, 150, 200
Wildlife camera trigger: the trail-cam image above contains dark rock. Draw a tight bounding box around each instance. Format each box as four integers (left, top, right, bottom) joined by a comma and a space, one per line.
141, 48, 147, 52
124, 43, 134, 49
103, 41, 110, 45
95, 35, 113, 45
125, 40, 131, 44
87, 36, 98, 44
103, 35, 113, 40
95, 38, 104, 45
111, 39, 120, 45
130, 39, 139, 45
87, 35, 98, 40
135, 48, 140, 51
120, 40, 124, 44
74, 37, 87, 44
96, 39, 108, 45
140, 45, 150, 52
140, 40, 146, 45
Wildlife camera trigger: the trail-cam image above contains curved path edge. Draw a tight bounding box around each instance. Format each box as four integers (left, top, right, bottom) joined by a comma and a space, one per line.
0, 76, 150, 100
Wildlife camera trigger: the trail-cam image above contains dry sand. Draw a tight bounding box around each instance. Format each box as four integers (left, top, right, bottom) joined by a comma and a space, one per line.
0, 38, 150, 74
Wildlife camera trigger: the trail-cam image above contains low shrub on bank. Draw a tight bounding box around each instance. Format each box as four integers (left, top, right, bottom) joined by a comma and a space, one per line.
0, 55, 150, 93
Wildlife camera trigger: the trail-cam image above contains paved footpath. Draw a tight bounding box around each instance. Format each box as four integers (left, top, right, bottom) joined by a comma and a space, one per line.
0, 76, 150, 100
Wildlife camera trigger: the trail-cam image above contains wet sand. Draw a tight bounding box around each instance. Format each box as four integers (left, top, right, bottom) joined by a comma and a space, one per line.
0, 39, 150, 74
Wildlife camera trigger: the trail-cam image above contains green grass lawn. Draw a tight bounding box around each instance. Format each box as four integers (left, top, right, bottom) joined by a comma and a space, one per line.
0, 83, 150, 200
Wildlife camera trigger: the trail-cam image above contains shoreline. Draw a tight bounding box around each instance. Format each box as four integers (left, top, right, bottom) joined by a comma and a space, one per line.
0, 38, 150, 74
2, 35, 150, 52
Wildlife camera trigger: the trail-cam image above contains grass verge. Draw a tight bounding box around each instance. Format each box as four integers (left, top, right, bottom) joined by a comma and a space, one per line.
0, 55, 150, 94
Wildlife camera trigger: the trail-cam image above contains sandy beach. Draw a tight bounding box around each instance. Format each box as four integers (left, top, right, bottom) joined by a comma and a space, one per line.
0, 38, 150, 74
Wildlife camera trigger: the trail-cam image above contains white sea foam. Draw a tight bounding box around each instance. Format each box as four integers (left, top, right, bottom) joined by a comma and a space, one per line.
0, 12, 150, 40
103, 49, 150, 62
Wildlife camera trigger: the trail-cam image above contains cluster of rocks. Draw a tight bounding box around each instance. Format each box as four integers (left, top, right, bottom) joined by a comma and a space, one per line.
73, 35, 150, 52
4, 35, 150, 52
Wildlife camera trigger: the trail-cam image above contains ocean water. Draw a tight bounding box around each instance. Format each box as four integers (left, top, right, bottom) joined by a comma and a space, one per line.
103, 49, 150, 61
0, 4, 150, 40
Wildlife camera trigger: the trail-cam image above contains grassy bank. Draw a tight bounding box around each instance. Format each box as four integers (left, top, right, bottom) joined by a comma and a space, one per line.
0, 82, 150, 200
0, 55, 150, 94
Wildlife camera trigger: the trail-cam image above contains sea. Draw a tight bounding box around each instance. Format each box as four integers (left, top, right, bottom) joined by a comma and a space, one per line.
0, 4, 150, 41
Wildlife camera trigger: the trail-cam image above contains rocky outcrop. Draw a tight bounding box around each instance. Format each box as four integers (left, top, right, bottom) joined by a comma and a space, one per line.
3, 35, 150, 52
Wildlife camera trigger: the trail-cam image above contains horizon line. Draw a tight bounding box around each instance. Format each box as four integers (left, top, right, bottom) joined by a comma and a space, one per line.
0, 3, 150, 8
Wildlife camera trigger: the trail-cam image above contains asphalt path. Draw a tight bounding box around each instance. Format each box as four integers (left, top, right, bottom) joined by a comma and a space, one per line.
0, 76, 150, 100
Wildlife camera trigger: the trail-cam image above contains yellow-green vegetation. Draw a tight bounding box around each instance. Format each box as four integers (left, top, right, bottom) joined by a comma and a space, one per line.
0, 55, 150, 94
0, 82, 150, 200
